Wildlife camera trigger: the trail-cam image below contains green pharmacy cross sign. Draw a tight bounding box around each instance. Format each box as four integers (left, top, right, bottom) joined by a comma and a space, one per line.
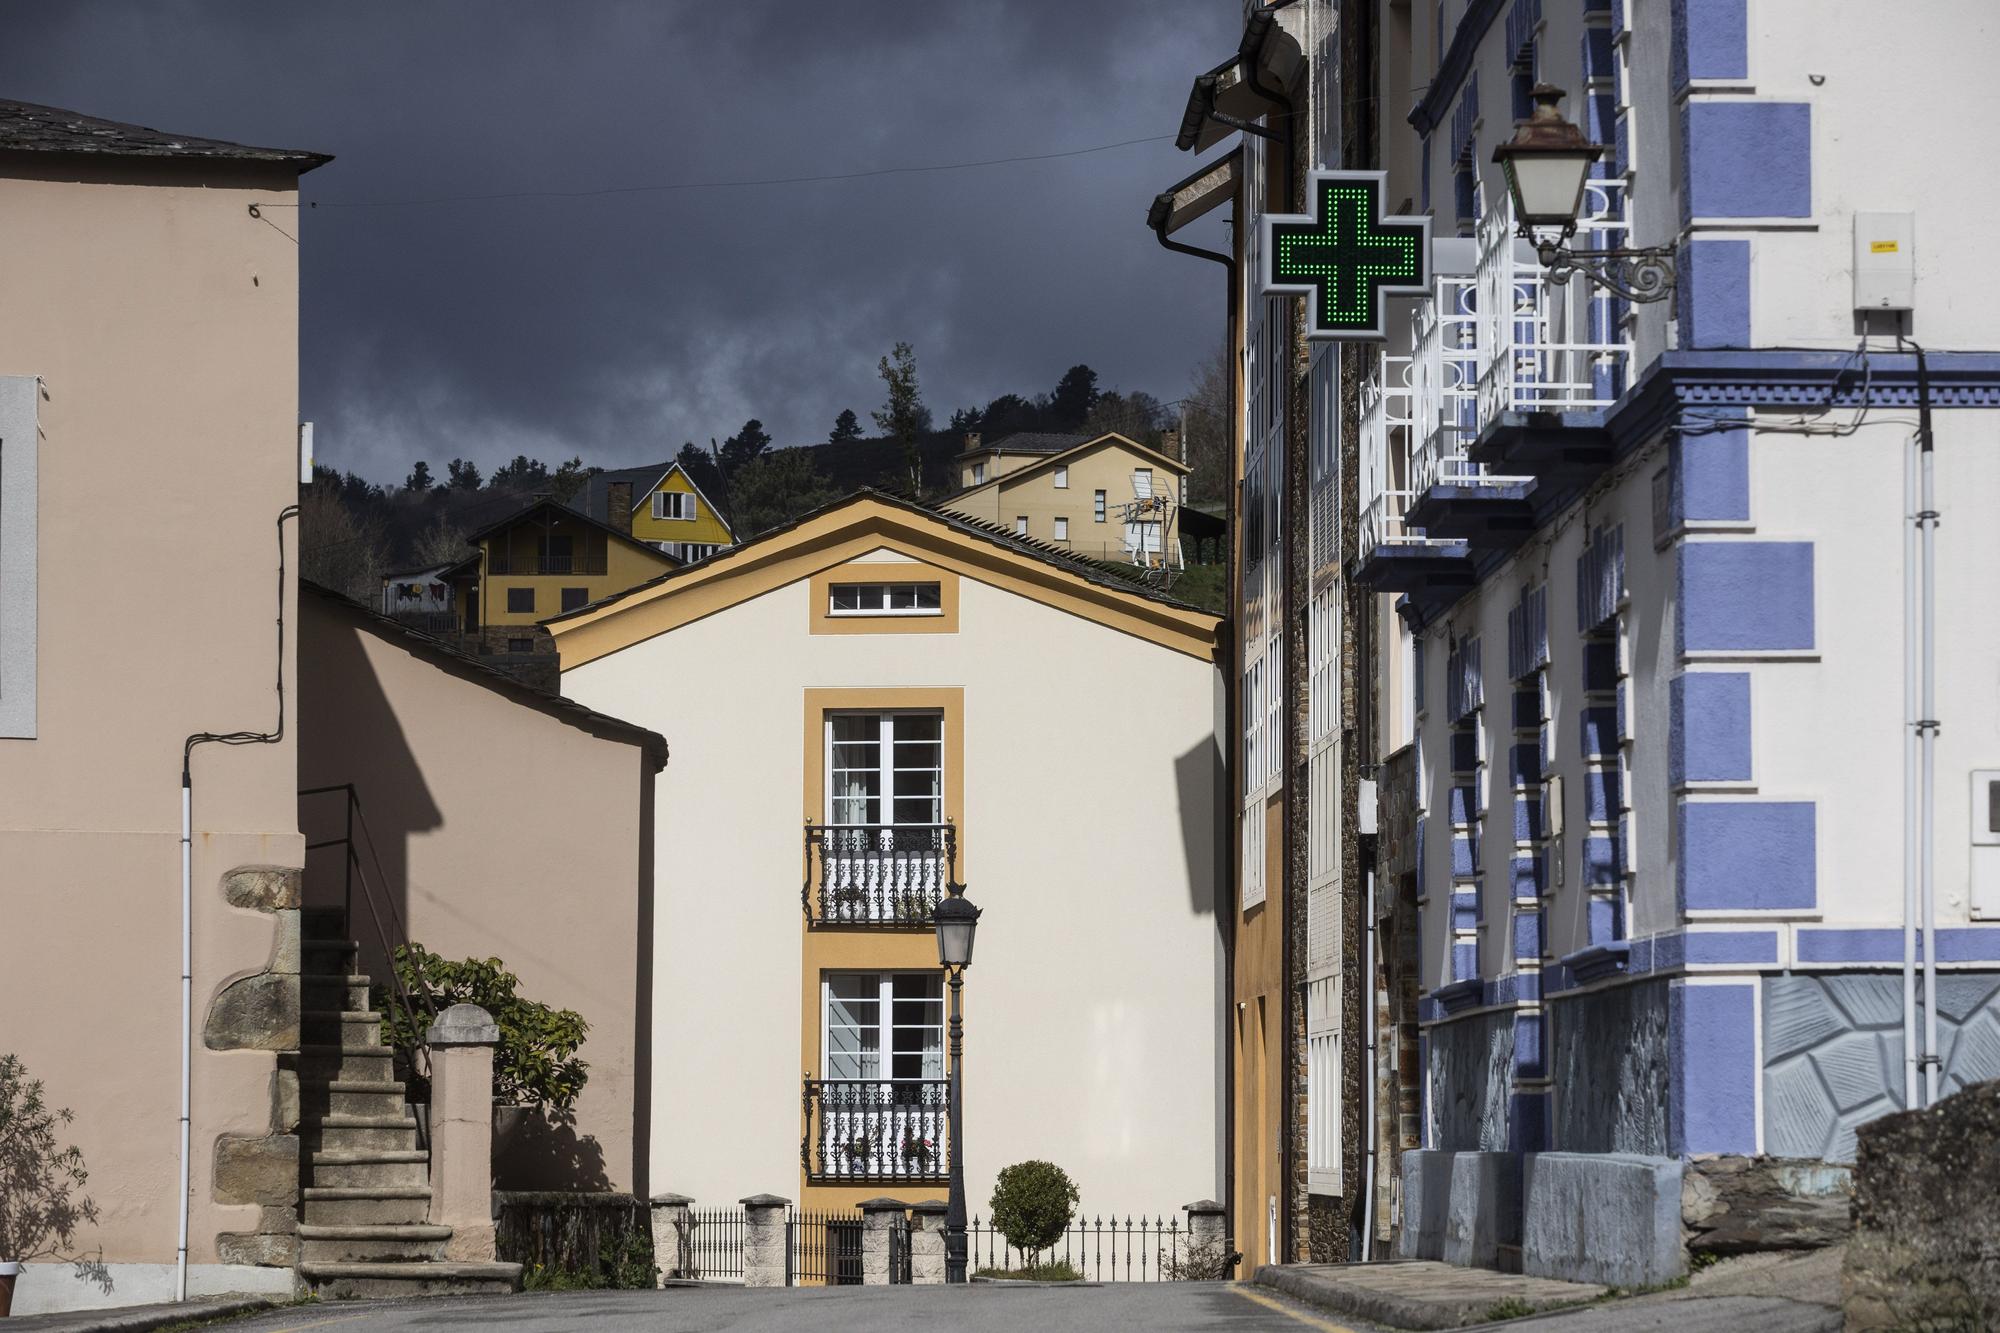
1261, 170, 1432, 341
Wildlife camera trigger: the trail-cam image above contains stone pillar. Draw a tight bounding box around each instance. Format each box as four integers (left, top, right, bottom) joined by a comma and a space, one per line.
859, 1197, 907, 1285
1184, 1198, 1229, 1268
427, 1003, 500, 1261
908, 1199, 949, 1285
740, 1194, 791, 1288
650, 1193, 694, 1284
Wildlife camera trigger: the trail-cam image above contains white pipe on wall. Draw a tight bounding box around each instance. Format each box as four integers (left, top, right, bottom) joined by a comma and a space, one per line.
1920, 435, 1940, 1107
1361, 866, 1377, 1262
1903, 433, 1920, 1110
177, 776, 192, 1302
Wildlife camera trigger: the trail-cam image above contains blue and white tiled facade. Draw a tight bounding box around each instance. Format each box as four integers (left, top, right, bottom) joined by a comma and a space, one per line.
1363, 0, 2000, 1263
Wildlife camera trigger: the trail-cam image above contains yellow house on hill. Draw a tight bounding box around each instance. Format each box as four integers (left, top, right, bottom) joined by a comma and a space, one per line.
573, 460, 736, 563
940, 431, 1190, 569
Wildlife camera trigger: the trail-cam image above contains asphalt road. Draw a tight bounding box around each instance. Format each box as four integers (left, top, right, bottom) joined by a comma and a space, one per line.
206, 1283, 1376, 1332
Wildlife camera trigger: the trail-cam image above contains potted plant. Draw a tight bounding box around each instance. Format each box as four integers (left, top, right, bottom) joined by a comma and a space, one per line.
0, 1055, 100, 1317
900, 1134, 937, 1173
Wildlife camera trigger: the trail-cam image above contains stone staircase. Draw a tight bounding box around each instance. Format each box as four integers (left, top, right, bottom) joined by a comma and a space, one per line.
296, 918, 521, 1298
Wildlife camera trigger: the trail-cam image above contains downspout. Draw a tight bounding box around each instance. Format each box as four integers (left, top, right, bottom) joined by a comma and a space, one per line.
1914, 343, 1940, 1106
178, 504, 297, 1300
1150, 184, 1242, 1264
1902, 403, 1920, 1108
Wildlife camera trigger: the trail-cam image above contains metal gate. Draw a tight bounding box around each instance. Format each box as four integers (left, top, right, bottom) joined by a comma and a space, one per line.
786, 1209, 864, 1286
889, 1213, 912, 1284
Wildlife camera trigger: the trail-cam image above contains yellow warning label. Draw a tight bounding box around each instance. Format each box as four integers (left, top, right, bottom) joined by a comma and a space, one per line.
1870, 240, 1900, 254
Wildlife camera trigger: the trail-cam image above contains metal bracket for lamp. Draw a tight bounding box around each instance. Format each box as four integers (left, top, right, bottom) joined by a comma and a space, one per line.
1528, 230, 1678, 303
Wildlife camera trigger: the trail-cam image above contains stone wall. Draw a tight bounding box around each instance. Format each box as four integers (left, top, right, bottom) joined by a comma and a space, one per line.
1426, 1008, 1514, 1152
1680, 1156, 1852, 1256
1549, 978, 1670, 1154
1763, 972, 2000, 1161
1843, 1080, 2000, 1330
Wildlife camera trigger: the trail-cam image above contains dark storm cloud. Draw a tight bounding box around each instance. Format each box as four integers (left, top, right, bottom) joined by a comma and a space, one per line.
1, 1, 1239, 481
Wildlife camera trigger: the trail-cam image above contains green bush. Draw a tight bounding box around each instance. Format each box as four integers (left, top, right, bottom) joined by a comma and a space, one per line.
373, 944, 589, 1113
989, 1160, 1079, 1267
521, 1229, 657, 1292
974, 1259, 1082, 1283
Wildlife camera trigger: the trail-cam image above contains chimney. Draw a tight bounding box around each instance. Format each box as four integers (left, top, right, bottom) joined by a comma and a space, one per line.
963, 432, 983, 454
1162, 428, 1183, 462
607, 481, 633, 535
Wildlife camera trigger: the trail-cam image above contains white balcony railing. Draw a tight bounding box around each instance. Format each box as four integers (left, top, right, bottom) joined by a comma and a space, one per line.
1409, 274, 1483, 495
1475, 179, 1635, 428
1359, 352, 1419, 556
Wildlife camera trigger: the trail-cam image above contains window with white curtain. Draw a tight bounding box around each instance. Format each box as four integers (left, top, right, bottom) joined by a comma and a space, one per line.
827, 712, 943, 827
824, 972, 944, 1082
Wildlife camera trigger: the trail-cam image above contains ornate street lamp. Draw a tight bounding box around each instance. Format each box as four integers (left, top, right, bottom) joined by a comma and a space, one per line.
933, 886, 981, 1284
1493, 84, 1677, 302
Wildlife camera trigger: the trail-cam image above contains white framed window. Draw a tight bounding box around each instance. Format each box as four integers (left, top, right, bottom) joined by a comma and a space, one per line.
971, 462, 986, 485
827, 711, 944, 827
1053, 465, 1068, 489
652, 490, 696, 521
1053, 516, 1069, 541
1133, 468, 1154, 498
827, 582, 942, 617
1015, 515, 1028, 535
824, 972, 944, 1082
0, 376, 38, 738
1093, 490, 1106, 522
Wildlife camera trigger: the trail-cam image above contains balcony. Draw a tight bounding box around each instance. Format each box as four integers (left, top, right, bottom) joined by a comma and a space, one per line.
802, 1078, 949, 1183
487, 550, 609, 576
1356, 182, 1635, 594
803, 823, 957, 928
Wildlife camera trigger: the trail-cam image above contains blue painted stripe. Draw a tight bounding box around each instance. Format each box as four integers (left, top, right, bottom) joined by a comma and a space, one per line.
1510, 854, 1544, 898
1451, 835, 1478, 878
1512, 686, 1541, 729
1672, 0, 1749, 89
1514, 1011, 1544, 1077
1670, 671, 1753, 784
1672, 422, 1751, 523
1453, 889, 1481, 931
1580, 706, 1620, 759
1582, 766, 1623, 823
1679, 542, 1815, 653
1677, 239, 1752, 350
1679, 799, 1817, 910
1683, 101, 1812, 222
1512, 796, 1544, 844
1797, 926, 2000, 965
1583, 834, 1623, 887
1509, 742, 1542, 786
1683, 930, 1780, 965
1450, 729, 1481, 772
1513, 908, 1542, 960
1588, 895, 1621, 945
1450, 782, 1482, 825
1671, 981, 1758, 1155
1582, 639, 1619, 691
1453, 940, 1479, 982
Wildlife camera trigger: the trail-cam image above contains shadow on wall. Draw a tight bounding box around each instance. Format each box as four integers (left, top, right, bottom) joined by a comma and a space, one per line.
1174, 733, 1227, 920
493, 1107, 611, 1192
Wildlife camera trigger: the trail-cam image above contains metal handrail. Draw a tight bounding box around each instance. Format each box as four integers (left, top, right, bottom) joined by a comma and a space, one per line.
802, 1077, 951, 1182
300, 783, 438, 1081
802, 822, 959, 928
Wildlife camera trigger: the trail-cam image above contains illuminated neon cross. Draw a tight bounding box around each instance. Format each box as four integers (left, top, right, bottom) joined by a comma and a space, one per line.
1261, 170, 1433, 341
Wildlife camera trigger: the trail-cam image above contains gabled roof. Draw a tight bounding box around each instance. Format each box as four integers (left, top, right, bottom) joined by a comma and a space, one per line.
301, 579, 667, 771
958, 431, 1088, 459
546, 488, 1220, 670
0, 99, 330, 170
465, 496, 684, 565
949, 431, 1189, 502
571, 461, 735, 540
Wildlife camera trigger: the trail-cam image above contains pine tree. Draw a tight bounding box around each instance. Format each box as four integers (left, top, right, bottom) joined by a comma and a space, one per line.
829, 408, 863, 444
404, 460, 434, 493
872, 342, 930, 495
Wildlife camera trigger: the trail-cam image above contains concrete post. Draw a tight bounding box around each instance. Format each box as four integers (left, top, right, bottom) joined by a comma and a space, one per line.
649, 1193, 694, 1284
858, 1197, 907, 1285
740, 1194, 791, 1288
427, 1004, 500, 1262
908, 1199, 949, 1285
1176, 1200, 1224, 1264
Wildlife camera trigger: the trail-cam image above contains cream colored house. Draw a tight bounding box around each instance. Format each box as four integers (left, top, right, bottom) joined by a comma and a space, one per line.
942, 431, 1190, 569
0, 100, 327, 1312
548, 491, 1227, 1217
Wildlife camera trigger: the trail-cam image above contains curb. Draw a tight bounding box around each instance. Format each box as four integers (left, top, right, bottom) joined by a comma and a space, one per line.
5, 1295, 284, 1333
1254, 1264, 1502, 1331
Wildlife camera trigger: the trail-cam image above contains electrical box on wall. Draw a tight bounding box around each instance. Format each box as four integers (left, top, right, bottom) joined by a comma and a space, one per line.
1853, 212, 1916, 313
1971, 769, 2000, 920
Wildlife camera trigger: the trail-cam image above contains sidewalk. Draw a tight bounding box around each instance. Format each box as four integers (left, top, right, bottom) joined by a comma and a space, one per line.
2, 1295, 282, 1333
1255, 1248, 1844, 1332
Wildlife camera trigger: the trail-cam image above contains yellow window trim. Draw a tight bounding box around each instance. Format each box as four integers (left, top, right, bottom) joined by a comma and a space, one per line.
808, 558, 960, 635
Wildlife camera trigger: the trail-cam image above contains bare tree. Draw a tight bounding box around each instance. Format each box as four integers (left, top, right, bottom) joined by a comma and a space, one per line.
299, 478, 389, 603
1181, 345, 1230, 507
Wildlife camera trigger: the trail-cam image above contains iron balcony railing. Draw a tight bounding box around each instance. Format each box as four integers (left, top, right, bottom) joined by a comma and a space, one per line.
802, 1078, 950, 1183
803, 823, 957, 928
486, 551, 608, 576
387, 610, 459, 635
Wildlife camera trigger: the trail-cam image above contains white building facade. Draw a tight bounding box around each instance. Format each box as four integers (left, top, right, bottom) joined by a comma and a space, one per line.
1360, 0, 2000, 1282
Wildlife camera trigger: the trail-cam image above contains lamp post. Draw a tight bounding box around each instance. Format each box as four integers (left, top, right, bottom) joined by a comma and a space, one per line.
933, 886, 981, 1284
1492, 84, 1677, 302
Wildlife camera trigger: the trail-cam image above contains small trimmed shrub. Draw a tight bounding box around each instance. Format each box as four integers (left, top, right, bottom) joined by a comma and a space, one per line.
374, 943, 589, 1112
989, 1160, 1079, 1268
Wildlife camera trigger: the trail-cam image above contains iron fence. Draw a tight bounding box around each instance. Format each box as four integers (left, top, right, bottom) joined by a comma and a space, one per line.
967, 1212, 1192, 1282
804, 823, 956, 927
787, 1208, 864, 1286
664, 1207, 746, 1283
802, 1078, 950, 1183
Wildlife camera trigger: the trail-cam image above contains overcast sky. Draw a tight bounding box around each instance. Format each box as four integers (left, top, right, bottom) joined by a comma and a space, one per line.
3, 1, 1239, 483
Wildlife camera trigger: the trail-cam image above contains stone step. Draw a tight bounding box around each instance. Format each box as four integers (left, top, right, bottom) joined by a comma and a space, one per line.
303, 977, 375, 1011
301, 1044, 397, 1082
298, 1260, 521, 1300
299, 1223, 452, 1263
300, 906, 349, 940
310, 1080, 410, 1118
310, 1149, 430, 1189
302, 1186, 433, 1226
306, 1113, 419, 1153
301, 1009, 384, 1047
301, 938, 360, 964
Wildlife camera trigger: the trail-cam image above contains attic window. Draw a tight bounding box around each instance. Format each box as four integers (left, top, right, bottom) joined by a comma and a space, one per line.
652, 491, 695, 521
828, 582, 943, 617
